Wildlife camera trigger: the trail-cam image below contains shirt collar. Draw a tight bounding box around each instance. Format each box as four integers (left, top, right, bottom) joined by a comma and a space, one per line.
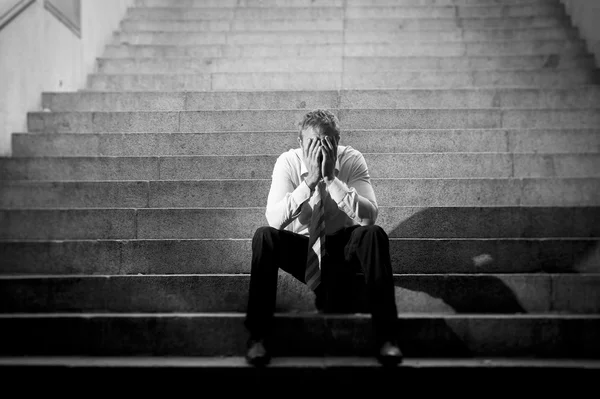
296, 147, 341, 176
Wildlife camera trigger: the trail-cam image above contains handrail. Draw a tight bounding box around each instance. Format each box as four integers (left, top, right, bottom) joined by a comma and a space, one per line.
44, 0, 80, 38
0, 0, 36, 33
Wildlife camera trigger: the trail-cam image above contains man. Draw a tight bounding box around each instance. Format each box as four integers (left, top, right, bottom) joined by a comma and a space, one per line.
244, 109, 403, 366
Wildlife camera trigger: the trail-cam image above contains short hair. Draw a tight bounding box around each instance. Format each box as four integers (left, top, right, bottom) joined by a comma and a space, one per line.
298, 109, 341, 140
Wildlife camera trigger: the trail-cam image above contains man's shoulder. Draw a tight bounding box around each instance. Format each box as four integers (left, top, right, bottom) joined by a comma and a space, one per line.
339, 145, 363, 159
338, 145, 366, 167
277, 148, 302, 162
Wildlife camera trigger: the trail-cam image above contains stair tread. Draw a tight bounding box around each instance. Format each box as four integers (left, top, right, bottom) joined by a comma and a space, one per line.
2, 312, 599, 318
1, 356, 599, 368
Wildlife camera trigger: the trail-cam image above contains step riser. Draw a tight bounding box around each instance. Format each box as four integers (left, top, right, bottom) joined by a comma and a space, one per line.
88, 74, 596, 91
87, 72, 596, 91
120, 20, 573, 38
12, 130, 600, 157
135, 0, 558, 8
41, 89, 600, 112
96, 57, 592, 73
27, 110, 600, 133
0, 315, 597, 357
114, 30, 578, 45
2, 179, 600, 209
2, 154, 600, 181
1, 207, 598, 239
342, 72, 597, 89
101, 42, 586, 58
124, 6, 565, 20
1, 274, 598, 314
346, 5, 565, 18
0, 366, 597, 381
120, 17, 568, 31
2, 238, 597, 274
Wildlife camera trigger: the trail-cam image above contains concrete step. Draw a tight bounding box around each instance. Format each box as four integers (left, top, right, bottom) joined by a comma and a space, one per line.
12, 130, 600, 157
101, 40, 586, 58
95, 56, 594, 73
40, 88, 600, 112
125, 7, 346, 20
345, 4, 566, 18
1, 273, 598, 314
1, 178, 599, 209
343, 56, 595, 72
348, 0, 559, 5
87, 71, 598, 91
116, 31, 348, 46
119, 16, 568, 32
135, 0, 558, 8
120, 16, 568, 32
124, 5, 564, 20
27, 109, 600, 133
346, 16, 568, 30
342, 70, 596, 89
120, 18, 342, 32
136, 0, 345, 7
0, 357, 598, 391
114, 29, 579, 45
1, 206, 598, 239
2, 153, 600, 181
1, 236, 598, 274
0, 313, 598, 357
96, 57, 345, 74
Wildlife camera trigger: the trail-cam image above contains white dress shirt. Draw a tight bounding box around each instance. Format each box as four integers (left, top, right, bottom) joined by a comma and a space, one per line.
265, 145, 379, 236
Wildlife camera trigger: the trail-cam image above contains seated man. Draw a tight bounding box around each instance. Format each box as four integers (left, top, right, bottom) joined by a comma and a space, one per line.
244, 109, 403, 366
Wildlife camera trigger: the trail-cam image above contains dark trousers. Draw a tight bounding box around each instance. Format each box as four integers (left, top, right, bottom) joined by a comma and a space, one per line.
244, 224, 398, 343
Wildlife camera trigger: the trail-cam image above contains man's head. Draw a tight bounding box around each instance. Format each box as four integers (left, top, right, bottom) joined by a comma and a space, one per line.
297, 109, 341, 152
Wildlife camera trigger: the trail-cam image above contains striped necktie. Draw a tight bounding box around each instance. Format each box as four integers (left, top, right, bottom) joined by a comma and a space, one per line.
305, 180, 326, 291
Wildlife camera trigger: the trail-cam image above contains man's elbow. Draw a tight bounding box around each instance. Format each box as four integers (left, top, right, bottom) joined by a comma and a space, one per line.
358, 218, 376, 226
265, 211, 287, 230
357, 204, 378, 226
265, 212, 279, 229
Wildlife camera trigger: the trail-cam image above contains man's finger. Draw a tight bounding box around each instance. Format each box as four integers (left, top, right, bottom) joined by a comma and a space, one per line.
311, 140, 321, 159
308, 139, 318, 158
304, 138, 312, 157
323, 138, 335, 158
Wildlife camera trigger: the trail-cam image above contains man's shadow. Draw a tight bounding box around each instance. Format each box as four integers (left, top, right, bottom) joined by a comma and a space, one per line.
273, 206, 599, 357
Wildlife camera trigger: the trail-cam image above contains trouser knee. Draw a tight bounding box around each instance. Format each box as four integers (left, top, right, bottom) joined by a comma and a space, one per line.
356, 224, 387, 239
253, 226, 278, 246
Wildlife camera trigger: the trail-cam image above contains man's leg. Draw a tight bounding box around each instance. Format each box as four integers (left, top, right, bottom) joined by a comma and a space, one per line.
344, 225, 402, 364
245, 226, 309, 342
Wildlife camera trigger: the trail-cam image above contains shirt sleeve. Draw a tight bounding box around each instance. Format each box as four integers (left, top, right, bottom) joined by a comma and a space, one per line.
327, 152, 378, 225
265, 154, 313, 230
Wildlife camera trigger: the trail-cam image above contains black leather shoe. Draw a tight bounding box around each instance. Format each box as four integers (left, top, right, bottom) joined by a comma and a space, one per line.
245, 339, 270, 367
377, 341, 403, 366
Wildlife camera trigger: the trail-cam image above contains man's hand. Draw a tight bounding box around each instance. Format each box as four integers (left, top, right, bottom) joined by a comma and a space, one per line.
304, 138, 322, 190
321, 136, 338, 182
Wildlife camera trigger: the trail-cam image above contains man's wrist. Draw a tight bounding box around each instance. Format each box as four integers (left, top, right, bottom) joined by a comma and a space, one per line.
305, 176, 319, 191
323, 175, 336, 185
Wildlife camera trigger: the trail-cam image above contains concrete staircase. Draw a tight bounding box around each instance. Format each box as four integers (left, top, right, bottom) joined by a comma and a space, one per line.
1, 0, 600, 386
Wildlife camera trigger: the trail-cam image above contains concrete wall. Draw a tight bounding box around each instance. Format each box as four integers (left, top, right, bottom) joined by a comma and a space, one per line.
0, 0, 134, 156
561, 0, 600, 68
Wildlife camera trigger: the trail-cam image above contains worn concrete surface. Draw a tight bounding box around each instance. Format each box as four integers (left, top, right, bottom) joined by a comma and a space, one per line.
2, 273, 597, 314
1, 237, 598, 274
12, 129, 600, 157
1, 206, 597, 240
0, 313, 598, 357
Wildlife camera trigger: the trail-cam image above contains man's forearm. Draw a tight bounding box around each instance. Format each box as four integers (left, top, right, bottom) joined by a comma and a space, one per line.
265, 180, 313, 229
325, 176, 378, 224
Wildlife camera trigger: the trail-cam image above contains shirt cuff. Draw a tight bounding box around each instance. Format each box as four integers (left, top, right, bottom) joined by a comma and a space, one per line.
292, 180, 313, 208
327, 177, 349, 204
